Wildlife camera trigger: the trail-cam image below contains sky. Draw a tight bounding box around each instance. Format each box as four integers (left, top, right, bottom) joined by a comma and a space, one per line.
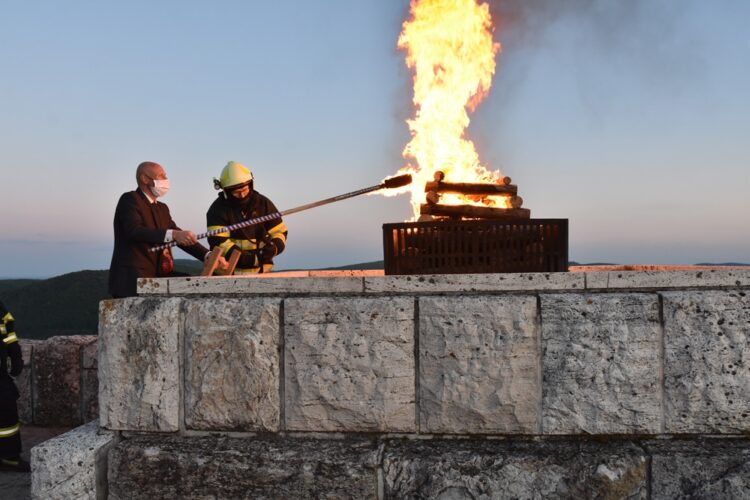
1, 0, 748, 278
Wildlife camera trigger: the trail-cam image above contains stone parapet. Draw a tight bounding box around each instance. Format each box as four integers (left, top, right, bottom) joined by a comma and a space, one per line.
137, 268, 750, 295
97, 272, 750, 437
88, 269, 750, 498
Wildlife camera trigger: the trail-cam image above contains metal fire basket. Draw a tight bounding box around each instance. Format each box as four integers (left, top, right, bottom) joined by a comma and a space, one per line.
383, 219, 568, 275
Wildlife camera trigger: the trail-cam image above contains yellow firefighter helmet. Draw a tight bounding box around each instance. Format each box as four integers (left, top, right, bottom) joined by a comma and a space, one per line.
214, 161, 253, 191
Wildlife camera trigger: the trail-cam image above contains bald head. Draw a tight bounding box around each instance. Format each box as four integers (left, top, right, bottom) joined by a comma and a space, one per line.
136, 161, 167, 190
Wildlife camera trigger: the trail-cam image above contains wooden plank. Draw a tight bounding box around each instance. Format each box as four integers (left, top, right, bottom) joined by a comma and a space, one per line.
200, 247, 223, 276
226, 249, 241, 275
420, 203, 531, 220
424, 181, 518, 196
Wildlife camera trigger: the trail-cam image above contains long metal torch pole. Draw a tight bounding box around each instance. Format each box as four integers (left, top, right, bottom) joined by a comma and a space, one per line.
150, 174, 411, 253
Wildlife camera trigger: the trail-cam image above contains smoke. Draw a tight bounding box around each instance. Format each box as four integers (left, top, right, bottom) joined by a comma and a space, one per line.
486, 0, 703, 87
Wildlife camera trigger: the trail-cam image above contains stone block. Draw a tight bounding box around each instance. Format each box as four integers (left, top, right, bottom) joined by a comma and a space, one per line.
419, 295, 540, 434
108, 435, 379, 499
184, 298, 281, 431
164, 276, 364, 295
17, 341, 37, 424
82, 368, 99, 422
32, 336, 91, 426
663, 290, 750, 433
649, 439, 750, 499
383, 440, 647, 499
541, 294, 662, 434
81, 337, 98, 369
285, 297, 415, 432
31, 420, 113, 500
98, 298, 181, 432
136, 277, 168, 295
592, 269, 750, 290
365, 272, 584, 294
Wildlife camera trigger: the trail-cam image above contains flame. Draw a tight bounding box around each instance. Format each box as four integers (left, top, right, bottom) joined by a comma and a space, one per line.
384, 0, 505, 219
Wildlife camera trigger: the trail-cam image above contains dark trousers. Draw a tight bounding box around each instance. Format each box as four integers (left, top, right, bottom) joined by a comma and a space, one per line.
0, 376, 21, 459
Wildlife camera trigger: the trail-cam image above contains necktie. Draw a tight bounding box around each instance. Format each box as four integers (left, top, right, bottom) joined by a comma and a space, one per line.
159, 248, 174, 276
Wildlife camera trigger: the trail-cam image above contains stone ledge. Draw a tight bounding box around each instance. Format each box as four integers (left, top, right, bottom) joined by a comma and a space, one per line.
138, 269, 750, 296
585, 269, 750, 290
366, 272, 585, 293
141, 275, 365, 295
31, 420, 113, 500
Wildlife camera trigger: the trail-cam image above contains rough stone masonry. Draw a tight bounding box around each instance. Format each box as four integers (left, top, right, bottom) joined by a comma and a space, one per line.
32, 269, 750, 499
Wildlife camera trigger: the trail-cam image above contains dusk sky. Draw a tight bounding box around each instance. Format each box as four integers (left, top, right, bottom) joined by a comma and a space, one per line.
1, 0, 748, 278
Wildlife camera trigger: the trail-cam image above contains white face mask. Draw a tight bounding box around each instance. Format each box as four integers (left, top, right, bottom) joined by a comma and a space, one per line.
150, 178, 170, 198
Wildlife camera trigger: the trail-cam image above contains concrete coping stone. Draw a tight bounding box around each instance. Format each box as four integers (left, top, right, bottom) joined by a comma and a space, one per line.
31, 420, 114, 500
137, 268, 750, 296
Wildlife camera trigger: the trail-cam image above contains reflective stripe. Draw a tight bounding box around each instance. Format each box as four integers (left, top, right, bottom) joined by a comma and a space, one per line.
0, 423, 20, 437
2, 312, 12, 322
217, 240, 234, 256
3, 333, 17, 344
268, 222, 288, 242
207, 225, 230, 238
0, 324, 5, 335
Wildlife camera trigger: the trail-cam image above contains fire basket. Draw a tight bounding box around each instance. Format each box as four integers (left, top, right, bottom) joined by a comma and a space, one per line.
383, 171, 568, 275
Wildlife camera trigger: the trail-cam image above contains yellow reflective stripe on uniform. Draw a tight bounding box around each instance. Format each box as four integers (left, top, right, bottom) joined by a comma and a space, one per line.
2, 312, 13, 322
207, 225, 230, 238
0, 324, 5, 335
0, 423, 20, 437
268, 222, 287, 240
230, 239, 258, 251
3, 333, 18, 344
216, 240, 234, 256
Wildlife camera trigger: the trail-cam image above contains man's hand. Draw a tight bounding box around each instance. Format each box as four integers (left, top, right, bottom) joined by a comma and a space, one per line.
213, 256, 231, 275
174, 230, 198, 246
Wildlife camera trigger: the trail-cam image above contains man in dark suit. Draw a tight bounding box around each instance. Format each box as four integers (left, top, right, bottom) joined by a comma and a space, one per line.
108, 161, 220, 298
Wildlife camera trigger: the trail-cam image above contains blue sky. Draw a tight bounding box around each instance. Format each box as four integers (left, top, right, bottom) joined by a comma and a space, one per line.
1, 0, 748, 278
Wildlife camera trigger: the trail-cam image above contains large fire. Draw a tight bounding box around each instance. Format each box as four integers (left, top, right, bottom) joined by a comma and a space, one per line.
385, 0, 505, 220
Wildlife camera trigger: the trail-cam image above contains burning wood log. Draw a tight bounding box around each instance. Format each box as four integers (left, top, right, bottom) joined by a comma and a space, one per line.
420, 203, 530, 220
509, 195, 523, 209
433, 170, 511, 186
424, 181, 518, 196
425, 191, 441, 205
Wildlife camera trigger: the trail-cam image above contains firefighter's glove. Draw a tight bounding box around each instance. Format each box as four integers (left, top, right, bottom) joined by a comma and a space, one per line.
259, 241, 278, 262
8, 343, 23, 376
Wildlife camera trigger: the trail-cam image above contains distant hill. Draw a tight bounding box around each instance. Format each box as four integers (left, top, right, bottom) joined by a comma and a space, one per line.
0, 279, 38, 293
0, 271, 108, 340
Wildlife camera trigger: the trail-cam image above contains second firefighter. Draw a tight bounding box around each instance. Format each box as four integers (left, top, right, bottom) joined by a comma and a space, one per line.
207, 161, 288, 274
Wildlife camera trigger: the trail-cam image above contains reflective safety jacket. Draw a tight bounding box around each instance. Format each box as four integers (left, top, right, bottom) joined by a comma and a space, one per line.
0, 300, 22, 455
206, 191, 288, 274
0, 301, 20, 373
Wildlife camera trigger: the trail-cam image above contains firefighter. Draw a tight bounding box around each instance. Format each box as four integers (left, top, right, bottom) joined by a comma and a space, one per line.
206, 161, 288, 274
0, 300, 28, 472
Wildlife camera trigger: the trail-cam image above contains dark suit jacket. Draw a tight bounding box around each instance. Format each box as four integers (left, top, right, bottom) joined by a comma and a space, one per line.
108, 190, 208, 298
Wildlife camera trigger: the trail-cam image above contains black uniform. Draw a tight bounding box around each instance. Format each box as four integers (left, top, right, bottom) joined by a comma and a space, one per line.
206, 190, 288, 274
0, 300, 23, 462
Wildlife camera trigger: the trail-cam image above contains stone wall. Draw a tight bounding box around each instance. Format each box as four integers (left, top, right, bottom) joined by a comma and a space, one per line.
53, 269, 750, 498
18, 335, 98, 427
